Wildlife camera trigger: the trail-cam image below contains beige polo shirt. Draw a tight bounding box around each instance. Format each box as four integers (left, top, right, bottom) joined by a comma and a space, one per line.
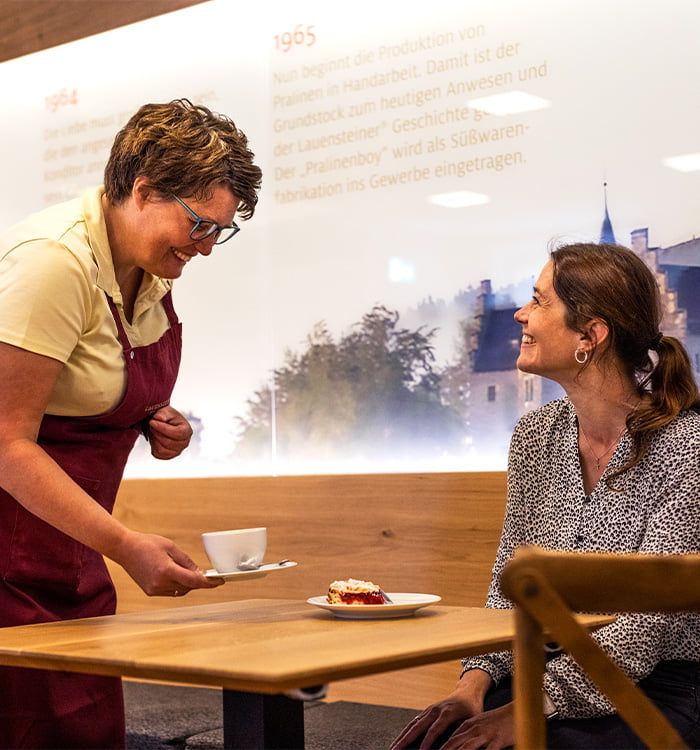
0, 187, 173, 416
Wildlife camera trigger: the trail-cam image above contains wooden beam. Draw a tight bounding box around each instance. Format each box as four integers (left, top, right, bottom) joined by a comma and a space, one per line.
0, 0, 210, 63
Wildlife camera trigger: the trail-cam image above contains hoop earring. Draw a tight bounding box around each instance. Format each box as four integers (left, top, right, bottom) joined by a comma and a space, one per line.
575, 348, 588, 364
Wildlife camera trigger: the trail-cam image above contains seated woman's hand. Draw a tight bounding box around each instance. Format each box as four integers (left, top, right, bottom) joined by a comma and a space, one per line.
112, 530, 222, 596
391, 670, 492, 750
439, 702, 514, 750
390, 697, 474, 750
147, 405, 193, 459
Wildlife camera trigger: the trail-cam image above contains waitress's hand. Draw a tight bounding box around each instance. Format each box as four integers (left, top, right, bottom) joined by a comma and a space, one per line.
113, 530, 222, 596
147, 406, 193, 459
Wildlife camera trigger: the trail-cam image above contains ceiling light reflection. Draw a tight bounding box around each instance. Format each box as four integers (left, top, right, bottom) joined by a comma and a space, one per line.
428, 191, 490, 208
388, 256, 416, 283
467, 91, 551, 116
662, 153, 700, 172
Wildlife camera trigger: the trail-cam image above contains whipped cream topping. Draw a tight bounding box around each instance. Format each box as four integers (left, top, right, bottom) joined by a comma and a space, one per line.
328, 578, 380, 593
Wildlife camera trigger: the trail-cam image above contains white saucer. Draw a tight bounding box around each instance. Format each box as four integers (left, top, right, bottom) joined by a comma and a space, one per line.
306, 593, 441, 619
204, 560, 297, 582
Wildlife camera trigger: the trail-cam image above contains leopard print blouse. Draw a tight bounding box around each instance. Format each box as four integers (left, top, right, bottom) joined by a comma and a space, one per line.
462, 397, 700, 718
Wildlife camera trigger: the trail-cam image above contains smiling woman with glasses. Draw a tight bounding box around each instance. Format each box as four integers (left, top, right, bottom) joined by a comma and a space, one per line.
0, 99, 261, 749
171, 194, 240, 244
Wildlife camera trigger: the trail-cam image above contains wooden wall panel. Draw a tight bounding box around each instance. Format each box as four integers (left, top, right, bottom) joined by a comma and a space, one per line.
111, 472, 508, 708
0, 0, 210, 63
111, 472, 506, 611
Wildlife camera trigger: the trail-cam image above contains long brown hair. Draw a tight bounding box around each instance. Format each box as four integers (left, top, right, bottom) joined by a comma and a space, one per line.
551, 243, 700, 481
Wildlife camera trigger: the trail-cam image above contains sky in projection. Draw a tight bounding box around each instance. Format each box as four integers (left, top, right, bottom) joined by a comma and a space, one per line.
1, 0, 698, 476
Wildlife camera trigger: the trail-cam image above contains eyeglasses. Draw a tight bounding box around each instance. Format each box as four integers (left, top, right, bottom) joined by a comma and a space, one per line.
171, 195, 240, 244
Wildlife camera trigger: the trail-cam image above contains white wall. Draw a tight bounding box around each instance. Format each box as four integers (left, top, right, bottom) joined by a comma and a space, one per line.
1, 0, 698, 476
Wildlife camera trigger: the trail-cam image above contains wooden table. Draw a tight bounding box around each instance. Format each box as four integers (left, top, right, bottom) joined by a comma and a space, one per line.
0, 599, 611, 748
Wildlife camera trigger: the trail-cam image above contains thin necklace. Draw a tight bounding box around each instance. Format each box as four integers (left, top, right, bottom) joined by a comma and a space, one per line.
579, 423, 627, 471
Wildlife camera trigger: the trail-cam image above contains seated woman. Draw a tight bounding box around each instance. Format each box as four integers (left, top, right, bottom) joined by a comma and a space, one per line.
392, 243, 700, 750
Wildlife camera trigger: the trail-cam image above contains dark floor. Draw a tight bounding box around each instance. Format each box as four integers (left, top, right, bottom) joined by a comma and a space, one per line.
124, 681, 417, 749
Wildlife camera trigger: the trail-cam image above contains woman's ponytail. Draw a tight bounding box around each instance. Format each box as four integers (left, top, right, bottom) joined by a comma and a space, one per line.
625, 336, 700, 468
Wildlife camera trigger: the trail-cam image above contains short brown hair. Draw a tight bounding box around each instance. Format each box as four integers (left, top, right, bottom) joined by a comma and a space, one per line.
551, 242, 700, 482
104, 99, 262, 219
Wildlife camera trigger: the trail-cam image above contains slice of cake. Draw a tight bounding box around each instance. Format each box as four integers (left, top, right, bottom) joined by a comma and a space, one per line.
327, 578, 386, 605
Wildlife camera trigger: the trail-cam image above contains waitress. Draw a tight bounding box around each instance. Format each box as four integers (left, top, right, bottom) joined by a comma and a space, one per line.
0, 99, 262, 748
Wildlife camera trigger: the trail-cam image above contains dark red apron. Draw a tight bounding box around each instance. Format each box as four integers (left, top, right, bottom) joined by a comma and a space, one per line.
0, 291, 181, 749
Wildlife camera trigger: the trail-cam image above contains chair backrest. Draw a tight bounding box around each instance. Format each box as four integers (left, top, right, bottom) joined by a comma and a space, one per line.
501, 546, 700, 750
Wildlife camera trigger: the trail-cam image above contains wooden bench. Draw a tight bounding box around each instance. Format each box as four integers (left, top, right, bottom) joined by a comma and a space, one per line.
110, 471, 507, 709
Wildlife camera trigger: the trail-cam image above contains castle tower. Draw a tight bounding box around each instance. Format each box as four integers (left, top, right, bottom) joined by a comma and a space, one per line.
599, 181, 616, 244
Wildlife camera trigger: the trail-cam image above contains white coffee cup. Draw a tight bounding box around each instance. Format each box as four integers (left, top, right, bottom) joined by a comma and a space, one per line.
201, 527, 267, 573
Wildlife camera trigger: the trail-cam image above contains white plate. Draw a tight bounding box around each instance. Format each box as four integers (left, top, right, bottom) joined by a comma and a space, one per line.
204, 560, 297, 582
306, 593, 441, 619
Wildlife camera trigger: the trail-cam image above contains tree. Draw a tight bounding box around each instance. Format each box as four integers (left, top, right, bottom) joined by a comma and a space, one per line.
236, 306, 466, 462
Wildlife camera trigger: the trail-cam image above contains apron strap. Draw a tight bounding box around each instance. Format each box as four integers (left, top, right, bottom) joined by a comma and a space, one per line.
160, 290, 180, 328
105, 290, 179, 354
105, 295, 133, 353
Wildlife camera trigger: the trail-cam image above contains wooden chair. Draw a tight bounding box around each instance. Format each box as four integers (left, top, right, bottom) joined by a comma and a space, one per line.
501, 546, 700, 750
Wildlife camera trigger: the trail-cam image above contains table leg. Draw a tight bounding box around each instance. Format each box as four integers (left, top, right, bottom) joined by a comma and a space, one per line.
222, 689, 304, 749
